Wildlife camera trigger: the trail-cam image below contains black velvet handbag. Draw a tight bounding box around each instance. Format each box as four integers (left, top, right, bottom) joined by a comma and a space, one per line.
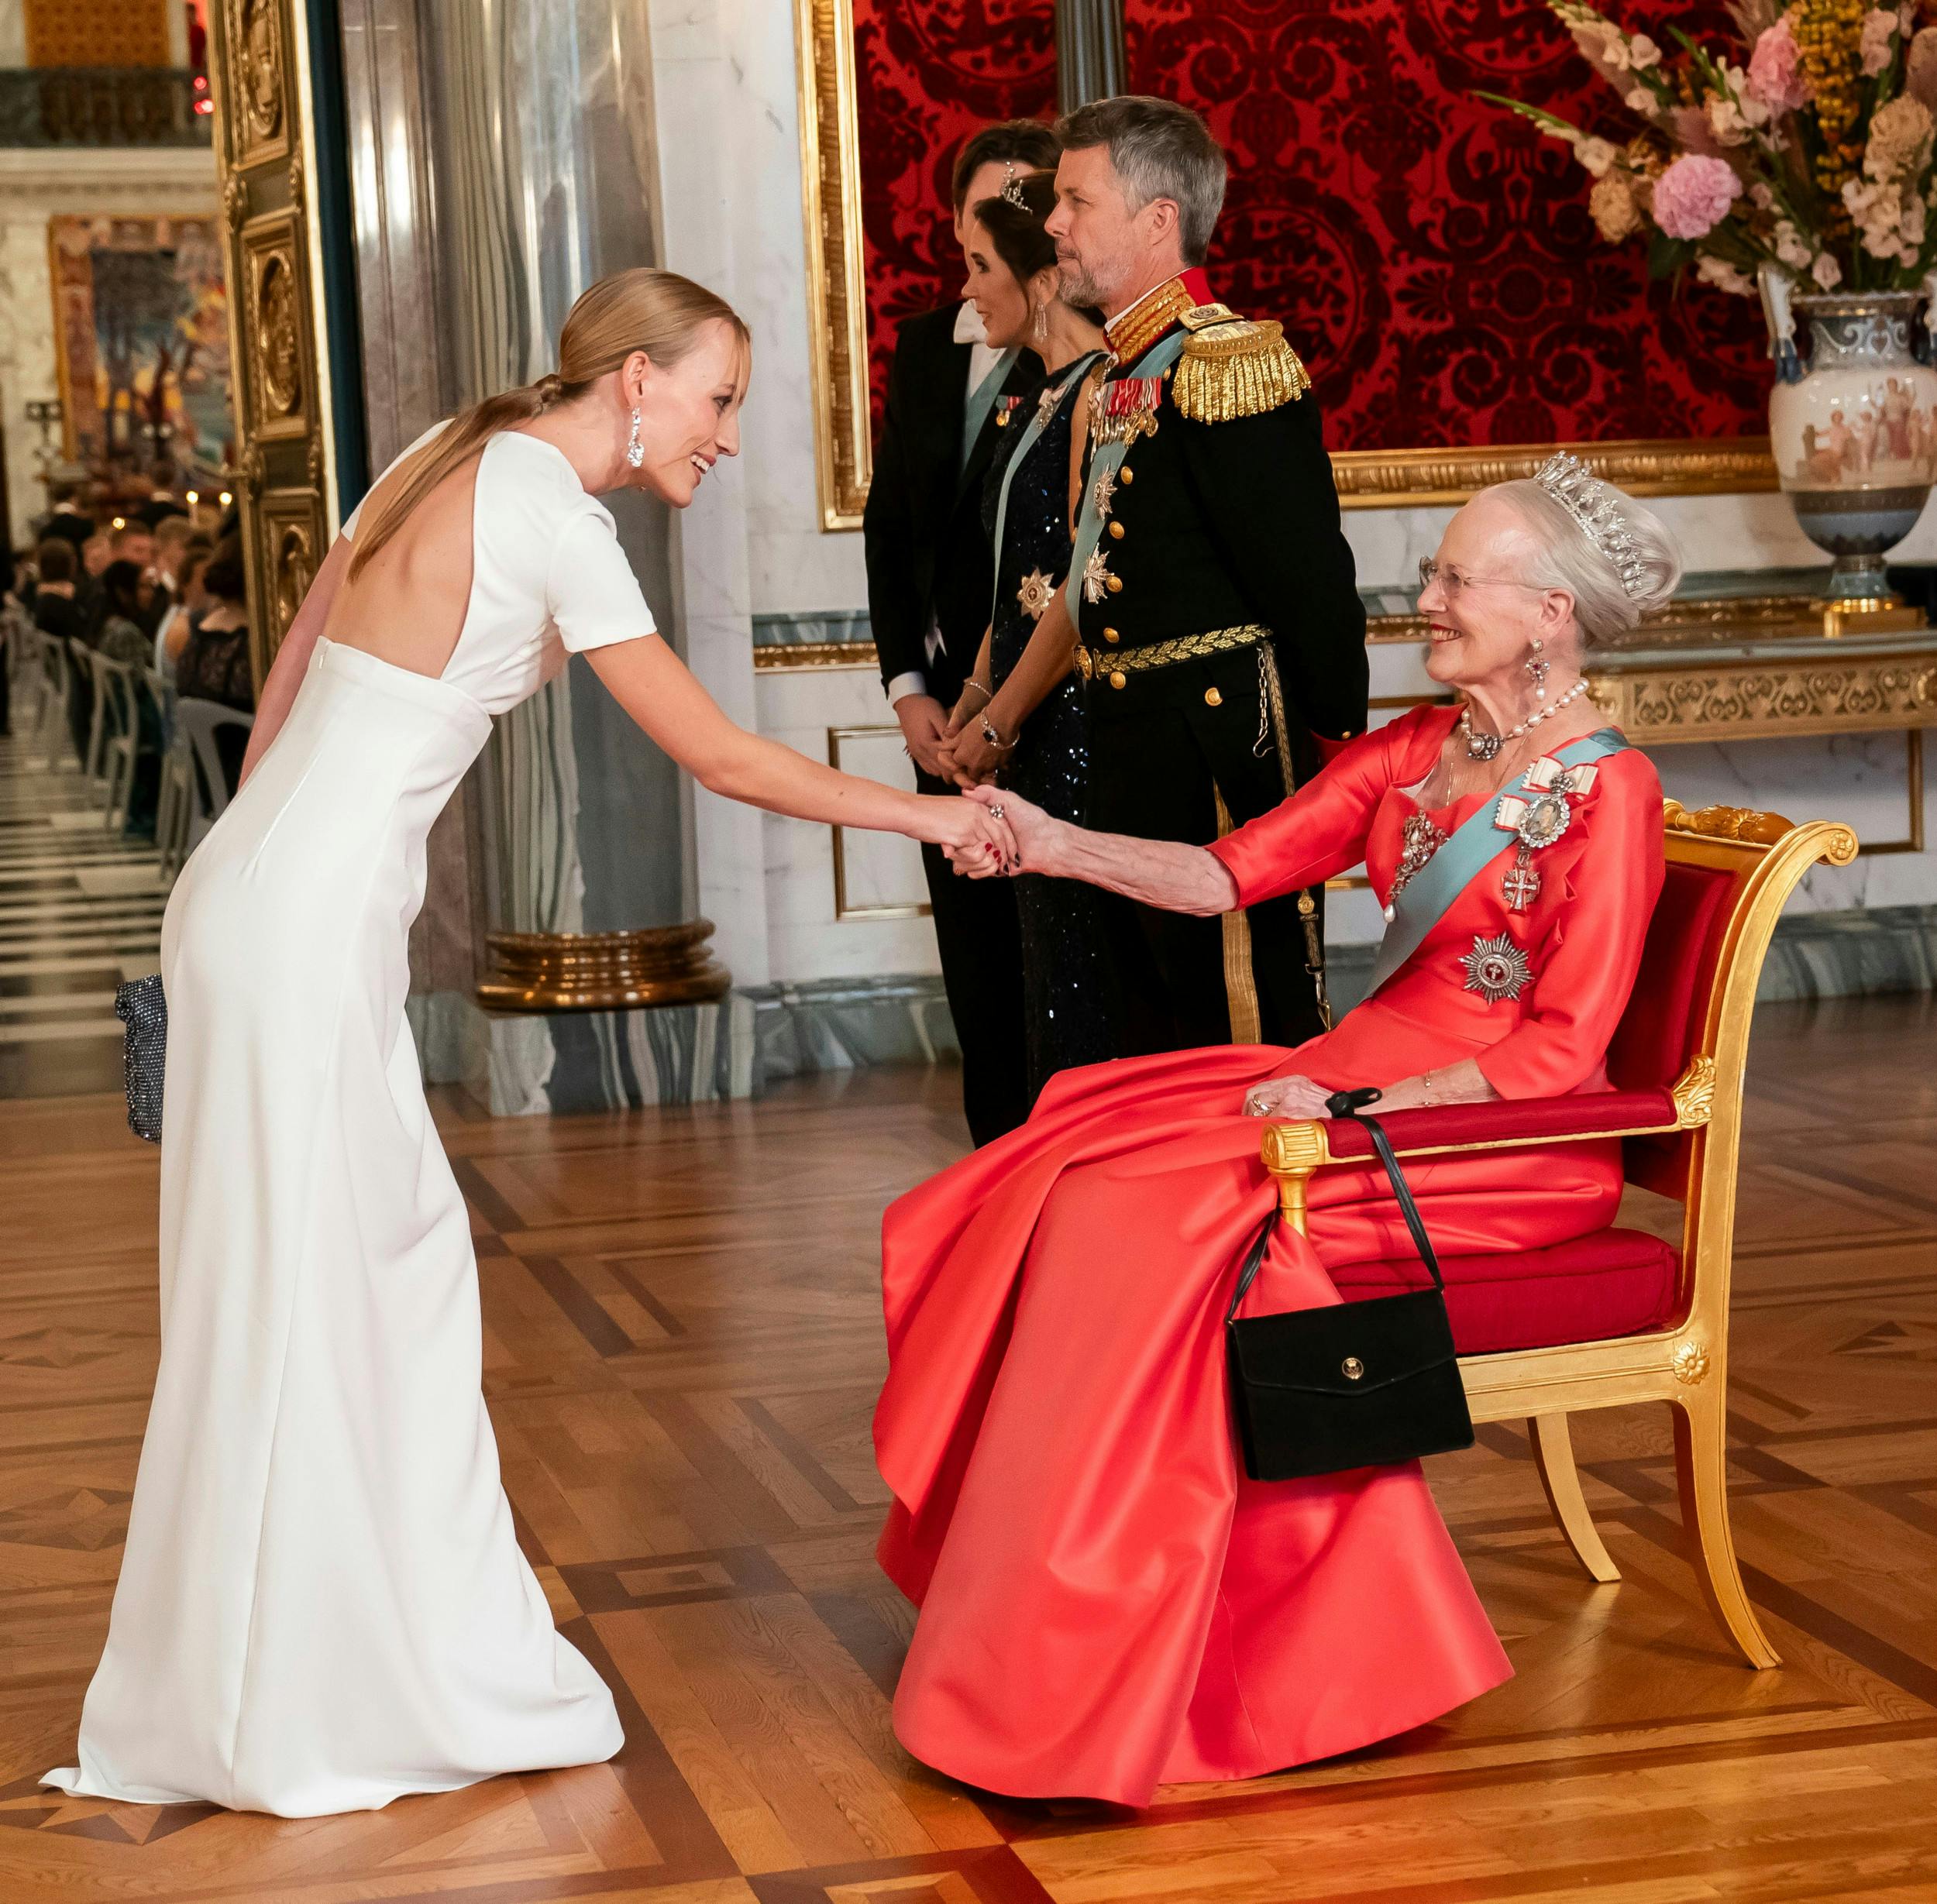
1225, 1089, 1474, 1481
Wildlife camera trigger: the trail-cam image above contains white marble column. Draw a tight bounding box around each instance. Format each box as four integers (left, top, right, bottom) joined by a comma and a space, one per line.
642, 0, 773, 990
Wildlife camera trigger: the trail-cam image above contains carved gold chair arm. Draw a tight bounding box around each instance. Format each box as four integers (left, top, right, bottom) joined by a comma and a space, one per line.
1259, 1057, 1715, 1233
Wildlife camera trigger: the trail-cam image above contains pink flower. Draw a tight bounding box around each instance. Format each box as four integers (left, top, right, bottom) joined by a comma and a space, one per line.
1650, 154, 1743, 240
1746, 17, 1811, 112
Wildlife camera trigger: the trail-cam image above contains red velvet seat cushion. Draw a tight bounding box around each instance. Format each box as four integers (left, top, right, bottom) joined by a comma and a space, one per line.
1330, 1226, 1680, 1356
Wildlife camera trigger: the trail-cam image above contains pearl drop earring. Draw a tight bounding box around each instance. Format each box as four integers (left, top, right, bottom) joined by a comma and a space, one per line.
1524, 634, 1550, 701
625, 407, 644, 470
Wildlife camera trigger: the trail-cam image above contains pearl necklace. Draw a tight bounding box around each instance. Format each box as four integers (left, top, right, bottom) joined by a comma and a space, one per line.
1460, 677, 1590, 762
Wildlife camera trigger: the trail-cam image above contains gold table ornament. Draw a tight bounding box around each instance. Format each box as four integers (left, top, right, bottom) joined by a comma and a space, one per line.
477, 922, 732, 1012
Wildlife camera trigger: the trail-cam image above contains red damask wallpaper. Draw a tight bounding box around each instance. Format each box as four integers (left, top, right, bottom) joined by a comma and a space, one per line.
850, 0, 1772, 455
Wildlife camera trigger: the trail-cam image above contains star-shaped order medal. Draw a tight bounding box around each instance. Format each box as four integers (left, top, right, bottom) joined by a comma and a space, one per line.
1091, 466, 1117, 520
1082, 547, 1113, 605
1017, 568, 1055, 620
1462, 933, 1532, 1004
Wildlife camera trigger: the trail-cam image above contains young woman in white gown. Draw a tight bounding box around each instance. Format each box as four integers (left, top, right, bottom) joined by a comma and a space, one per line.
43, 269, 1015, 1818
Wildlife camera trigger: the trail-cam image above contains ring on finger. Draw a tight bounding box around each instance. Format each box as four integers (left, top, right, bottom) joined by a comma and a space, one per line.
989, 803, 1006, 820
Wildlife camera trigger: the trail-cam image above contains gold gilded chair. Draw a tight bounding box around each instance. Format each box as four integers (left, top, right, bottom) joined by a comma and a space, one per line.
1261, 802, 1859, 1669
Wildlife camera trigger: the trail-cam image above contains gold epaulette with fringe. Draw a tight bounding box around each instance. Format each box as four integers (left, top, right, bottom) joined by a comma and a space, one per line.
1171, 302, 1310, 423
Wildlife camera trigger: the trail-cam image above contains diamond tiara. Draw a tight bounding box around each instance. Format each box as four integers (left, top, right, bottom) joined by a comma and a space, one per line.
999, 162, 1030, 211
1533, 452, 1650, 600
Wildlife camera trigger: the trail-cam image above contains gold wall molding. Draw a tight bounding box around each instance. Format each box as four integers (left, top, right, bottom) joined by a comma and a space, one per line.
1334, 437, 1777, 510
795, 0, 871, 531
208, 0, 336, 684
827, 727, 930, 919
1587, 655, 1937, 744
755, 640, 876, 671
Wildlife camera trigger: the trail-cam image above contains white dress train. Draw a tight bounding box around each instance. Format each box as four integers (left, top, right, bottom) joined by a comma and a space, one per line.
44, 432, 657, 1816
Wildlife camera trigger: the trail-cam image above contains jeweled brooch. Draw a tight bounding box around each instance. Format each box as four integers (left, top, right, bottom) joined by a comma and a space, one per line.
1462, 933, 1532, 1003
1383, 812, 1447, 923
1491, 758, 1598, 912
1091, 466, 1117, 519
1017, 568, 1055, 620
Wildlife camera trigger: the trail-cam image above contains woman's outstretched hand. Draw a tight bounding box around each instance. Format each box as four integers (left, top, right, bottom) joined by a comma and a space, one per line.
953, 783, 1054, 877
1241, 1074, 1333, 1120
922, 793, 1017, 874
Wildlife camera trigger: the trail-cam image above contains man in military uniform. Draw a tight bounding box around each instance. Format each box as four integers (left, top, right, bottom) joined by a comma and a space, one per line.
1045, 95, 1368, 1054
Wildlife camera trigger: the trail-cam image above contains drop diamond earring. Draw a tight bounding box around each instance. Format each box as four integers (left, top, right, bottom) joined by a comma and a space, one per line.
625, 407, 644, 470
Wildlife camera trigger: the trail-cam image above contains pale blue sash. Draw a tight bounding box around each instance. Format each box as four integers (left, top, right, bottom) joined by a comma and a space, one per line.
1363, 728, 1630, 1000
988, 349, 1109, 631
1061, 326, 1192, 614
959, 349, 1017, 475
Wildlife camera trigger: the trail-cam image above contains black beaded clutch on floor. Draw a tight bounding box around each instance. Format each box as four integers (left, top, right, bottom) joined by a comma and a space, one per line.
115, 974, 167, 1144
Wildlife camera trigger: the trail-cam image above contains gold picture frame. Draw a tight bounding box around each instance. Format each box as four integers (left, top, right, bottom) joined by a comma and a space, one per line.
791, 10, 1779, 524
795, 0, 872, 530
827, 726, 931, 919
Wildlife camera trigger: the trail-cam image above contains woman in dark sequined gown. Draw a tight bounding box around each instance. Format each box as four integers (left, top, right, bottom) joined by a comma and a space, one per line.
941, 170, 1117, 1099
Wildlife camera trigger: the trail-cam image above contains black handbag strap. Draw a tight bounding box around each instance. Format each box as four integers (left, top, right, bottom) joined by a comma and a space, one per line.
1355, 1113, 1445, 1293
1227, 1106, 1444, 1324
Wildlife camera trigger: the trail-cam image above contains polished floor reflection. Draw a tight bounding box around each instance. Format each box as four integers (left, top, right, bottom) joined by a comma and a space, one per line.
0, 729, 164, 1102
3, 995, 1935, 1901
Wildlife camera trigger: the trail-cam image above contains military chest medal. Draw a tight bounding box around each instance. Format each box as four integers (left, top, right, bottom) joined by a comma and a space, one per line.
1491, 756, 1599, 912
1090, 374, 1164, 446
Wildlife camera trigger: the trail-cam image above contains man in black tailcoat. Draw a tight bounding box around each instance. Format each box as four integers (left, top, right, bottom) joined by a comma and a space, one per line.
864, 117, 1060, 1146
1044, 95, 1369, 1054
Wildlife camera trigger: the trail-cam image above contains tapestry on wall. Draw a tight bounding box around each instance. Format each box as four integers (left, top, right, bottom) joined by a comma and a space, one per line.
849, 0, 1768, 454
50, 213, 234, 483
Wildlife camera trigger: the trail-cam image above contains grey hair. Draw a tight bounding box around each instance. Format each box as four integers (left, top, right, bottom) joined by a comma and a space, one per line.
1055, 95, 1227, 266
1485, 477, 1682, 645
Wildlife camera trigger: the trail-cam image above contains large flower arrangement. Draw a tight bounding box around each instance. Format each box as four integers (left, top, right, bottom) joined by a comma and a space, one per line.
1492, 2, 1937, 297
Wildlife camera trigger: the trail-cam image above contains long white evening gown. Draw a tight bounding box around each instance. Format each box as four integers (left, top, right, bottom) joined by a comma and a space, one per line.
43, 431, 652, 1816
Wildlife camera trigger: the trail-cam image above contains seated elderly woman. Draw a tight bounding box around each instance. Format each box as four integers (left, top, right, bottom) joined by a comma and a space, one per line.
873, 455, 1681, 1806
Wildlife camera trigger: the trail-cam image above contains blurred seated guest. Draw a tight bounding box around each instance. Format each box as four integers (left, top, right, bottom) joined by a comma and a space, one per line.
95, 561, 163, 837
174, 535, 256, 797
876, 459, 1681, 1805
33, 538, 97, 766
40, 481, 94, 553
96, 561, 154, 669
156, 539, 214, 682
29, 538, 80, 638
148, 517, 198, 634
136, 461, 189, 530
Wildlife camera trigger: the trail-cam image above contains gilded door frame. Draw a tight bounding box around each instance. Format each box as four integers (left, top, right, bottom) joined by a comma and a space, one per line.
207, 0, 340, 686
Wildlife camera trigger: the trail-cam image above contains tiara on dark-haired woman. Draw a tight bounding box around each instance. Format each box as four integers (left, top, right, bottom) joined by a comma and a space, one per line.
999, 163, 1030, 211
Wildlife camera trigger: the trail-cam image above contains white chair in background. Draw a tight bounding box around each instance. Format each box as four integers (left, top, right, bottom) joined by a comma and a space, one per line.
98, 655, 145, 834
172, 695, 254, 854
33, 632, 71, 767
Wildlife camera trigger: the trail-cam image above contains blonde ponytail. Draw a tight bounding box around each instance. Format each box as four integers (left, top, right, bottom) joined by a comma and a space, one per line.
346, 268, 748, 581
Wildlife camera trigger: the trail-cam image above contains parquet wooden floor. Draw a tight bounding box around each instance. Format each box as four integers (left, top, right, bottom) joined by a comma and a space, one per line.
3, 995, 1935, 1902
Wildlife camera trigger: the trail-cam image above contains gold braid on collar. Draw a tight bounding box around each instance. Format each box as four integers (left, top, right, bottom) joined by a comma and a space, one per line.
1104, 276, 1200, 366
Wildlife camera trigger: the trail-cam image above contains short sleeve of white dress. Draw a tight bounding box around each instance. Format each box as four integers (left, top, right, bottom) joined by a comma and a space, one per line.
546, 507, 659, 653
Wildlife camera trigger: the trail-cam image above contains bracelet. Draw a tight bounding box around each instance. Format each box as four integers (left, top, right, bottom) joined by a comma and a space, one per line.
979, 713, 1017, 752
959, 680, 993, 708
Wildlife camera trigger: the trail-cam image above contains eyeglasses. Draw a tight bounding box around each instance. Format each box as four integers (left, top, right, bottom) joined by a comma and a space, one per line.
1418, 558, 1544, 600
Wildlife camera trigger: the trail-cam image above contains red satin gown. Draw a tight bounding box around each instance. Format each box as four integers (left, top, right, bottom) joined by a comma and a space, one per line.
874, 704, 1666, 1805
